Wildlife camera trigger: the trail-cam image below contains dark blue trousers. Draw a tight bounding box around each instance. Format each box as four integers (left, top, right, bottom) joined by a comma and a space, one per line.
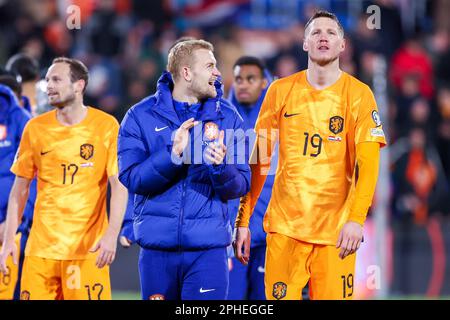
139, 246, 228, 300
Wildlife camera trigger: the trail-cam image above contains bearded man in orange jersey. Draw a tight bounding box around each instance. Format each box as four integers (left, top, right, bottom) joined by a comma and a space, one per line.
0, 57, 127, 300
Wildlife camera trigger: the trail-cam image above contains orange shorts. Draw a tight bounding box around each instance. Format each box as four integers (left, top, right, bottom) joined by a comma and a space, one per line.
265, 232, 356, 300
0, 233, 22, 300
20, 255, 111, 300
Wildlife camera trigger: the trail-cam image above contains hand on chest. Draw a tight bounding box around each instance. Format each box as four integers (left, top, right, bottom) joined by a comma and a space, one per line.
150, 118, 226, 165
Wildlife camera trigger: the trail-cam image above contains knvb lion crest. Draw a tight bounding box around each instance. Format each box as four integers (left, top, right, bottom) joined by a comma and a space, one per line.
329, 116, 344, 134
149, 294, 165, 300
272, 282, 287, 300
0, 125, 7, 140
20, 290, 30, 300
204, 122, 219, 141
80, 143, 94, 160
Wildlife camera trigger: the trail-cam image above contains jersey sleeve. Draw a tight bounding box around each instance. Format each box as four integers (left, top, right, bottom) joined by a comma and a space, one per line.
348, 142, 380, 225
11, 122, 36, 179
354, 86, 387, 148
236, 82, 279, 227
106, 118, 119, 177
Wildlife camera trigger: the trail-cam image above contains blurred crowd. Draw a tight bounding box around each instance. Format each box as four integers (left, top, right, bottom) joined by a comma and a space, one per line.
0, 0, 449, 225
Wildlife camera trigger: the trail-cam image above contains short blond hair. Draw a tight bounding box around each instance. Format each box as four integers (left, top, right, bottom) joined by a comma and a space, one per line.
167, 39, 214, 81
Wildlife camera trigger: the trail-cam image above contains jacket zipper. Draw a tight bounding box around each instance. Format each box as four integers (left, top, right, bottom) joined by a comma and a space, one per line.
178, 179, 187, 251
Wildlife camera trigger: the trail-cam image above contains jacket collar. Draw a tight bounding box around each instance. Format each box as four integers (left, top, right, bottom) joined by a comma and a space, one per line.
152, 71, 225, 126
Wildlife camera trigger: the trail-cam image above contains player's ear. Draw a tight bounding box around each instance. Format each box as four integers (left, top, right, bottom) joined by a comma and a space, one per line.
182, 66, 191, 82
74, 79, 85, 94
302, 39, 308, 52
340, 38, 346, 52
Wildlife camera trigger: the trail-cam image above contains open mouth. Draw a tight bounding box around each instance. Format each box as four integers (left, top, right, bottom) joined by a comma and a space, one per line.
208, 80, 216, 88
318, 45, 329, 51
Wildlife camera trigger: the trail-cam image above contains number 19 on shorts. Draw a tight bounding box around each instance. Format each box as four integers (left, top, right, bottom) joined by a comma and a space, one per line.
341, 273, 354, 298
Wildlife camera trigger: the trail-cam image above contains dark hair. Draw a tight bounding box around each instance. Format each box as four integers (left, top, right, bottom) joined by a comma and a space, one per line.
304, 10, 344, 37
0, 66, 7, 76
5, 53, 40, 82
0, 75, 22, 97
52, 57, 89, 94
233, 56, 266, 76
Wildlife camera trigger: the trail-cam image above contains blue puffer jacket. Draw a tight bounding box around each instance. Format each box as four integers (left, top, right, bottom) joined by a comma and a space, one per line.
0, 84, 35, 232
118, 71, 251, 250
227, 69, 277, 248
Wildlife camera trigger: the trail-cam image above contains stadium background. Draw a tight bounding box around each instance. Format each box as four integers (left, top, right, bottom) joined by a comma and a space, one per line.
1, 0, 449, 299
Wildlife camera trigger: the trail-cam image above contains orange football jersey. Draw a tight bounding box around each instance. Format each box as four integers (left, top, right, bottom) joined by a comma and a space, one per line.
237, 71, 386, 245
11, 107, 119, 260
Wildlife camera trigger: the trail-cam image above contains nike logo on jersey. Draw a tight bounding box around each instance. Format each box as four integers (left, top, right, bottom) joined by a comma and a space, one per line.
199, 288, 216, 293
40, 150, 52, 155
284, 112, 300, 118
257, 266, 265, 273
155, 126, 168, 132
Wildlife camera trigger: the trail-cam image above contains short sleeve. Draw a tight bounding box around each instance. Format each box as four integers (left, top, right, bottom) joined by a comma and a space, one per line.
11, 122, 36, 179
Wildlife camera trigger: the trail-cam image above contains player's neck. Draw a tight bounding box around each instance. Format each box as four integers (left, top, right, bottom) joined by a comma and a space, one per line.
306, 60, 342, 90
56, 102, 88, 126
172, 83, 200, 105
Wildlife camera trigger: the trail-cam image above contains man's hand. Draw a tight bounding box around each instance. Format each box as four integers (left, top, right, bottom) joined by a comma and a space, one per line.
119, 236, 133, 248
90, 231, 118, 268
0, 240, 18, 274
0, 222, 5, 246
172, 118, 199, 157
204, 130, 226, 165
336, 221, 364, 260
232, 227, 251, 265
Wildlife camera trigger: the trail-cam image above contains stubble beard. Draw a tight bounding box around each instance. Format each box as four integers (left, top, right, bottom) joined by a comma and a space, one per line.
191, 80, 216, 101
310, 53, 340, 67
49, 92, 76, 109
